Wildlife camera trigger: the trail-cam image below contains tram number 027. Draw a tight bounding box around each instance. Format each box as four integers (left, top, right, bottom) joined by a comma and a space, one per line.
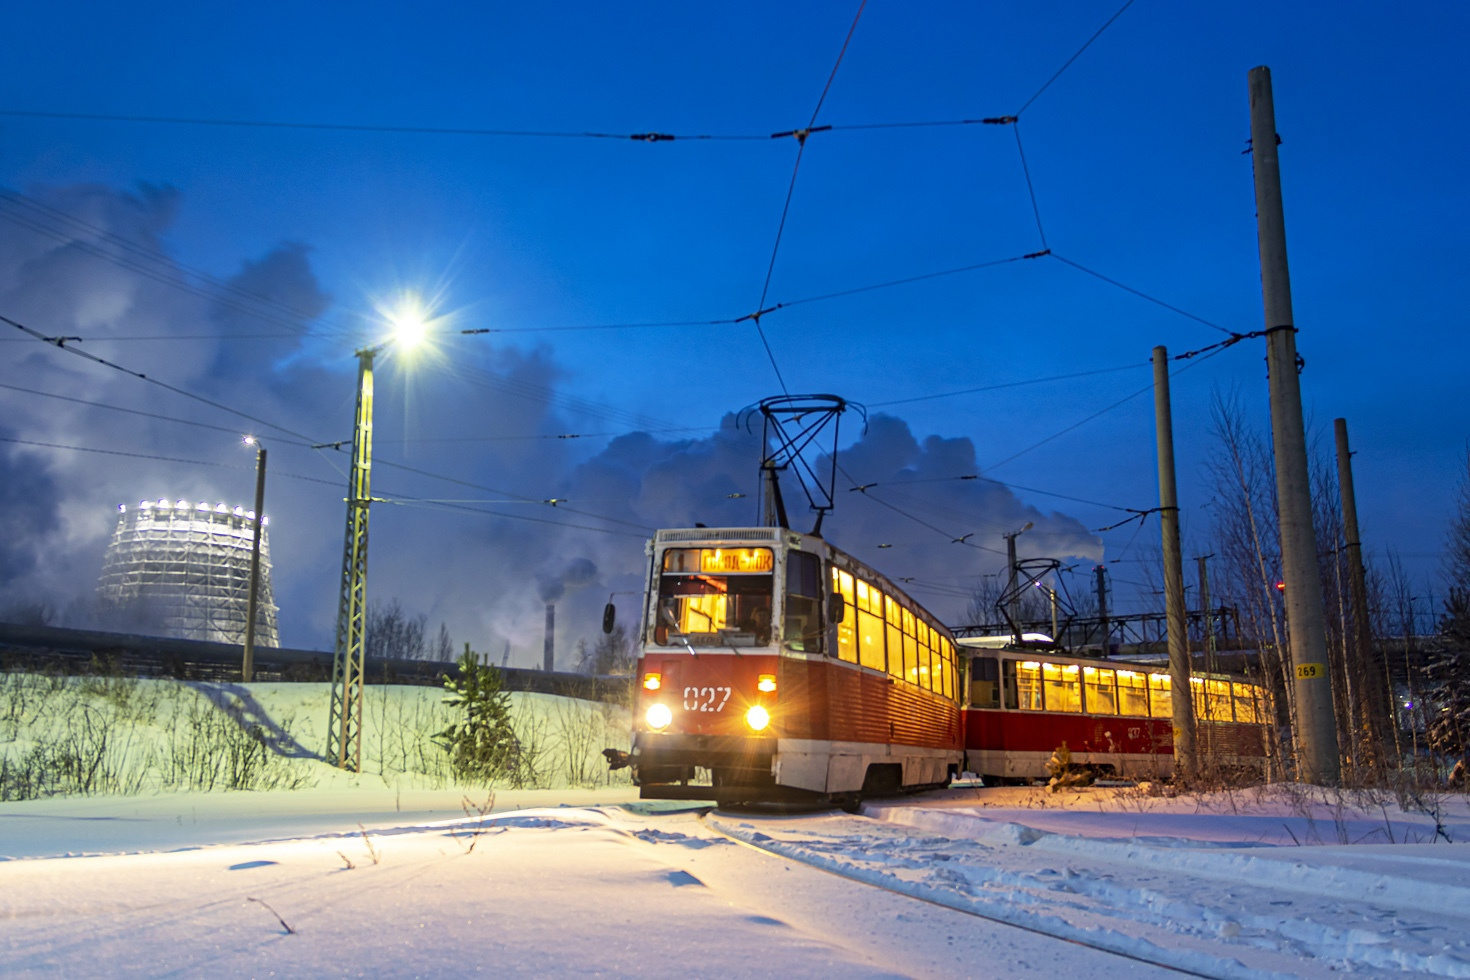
683, 686, 732, 712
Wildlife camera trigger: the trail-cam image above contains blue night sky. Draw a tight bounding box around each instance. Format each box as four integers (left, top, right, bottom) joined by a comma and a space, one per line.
1, 2, 1465, 660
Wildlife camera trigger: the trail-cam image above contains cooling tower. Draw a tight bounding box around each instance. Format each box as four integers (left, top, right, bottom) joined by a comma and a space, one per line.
96, 498, 280, 646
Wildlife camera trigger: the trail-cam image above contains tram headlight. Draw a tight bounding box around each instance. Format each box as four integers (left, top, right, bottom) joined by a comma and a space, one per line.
645, 703, 673, 731
745, 705, 771, 732
756, 673, 776, 693
642, 671, 662, 691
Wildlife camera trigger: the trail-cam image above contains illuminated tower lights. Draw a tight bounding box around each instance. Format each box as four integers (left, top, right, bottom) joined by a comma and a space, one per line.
96, 498, 279, 646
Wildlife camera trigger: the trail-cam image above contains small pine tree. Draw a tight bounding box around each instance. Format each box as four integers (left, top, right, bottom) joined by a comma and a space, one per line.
435, 644, 522, 785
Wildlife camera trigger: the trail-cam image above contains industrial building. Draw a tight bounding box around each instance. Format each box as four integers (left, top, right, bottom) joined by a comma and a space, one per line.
96, 498, 279, 646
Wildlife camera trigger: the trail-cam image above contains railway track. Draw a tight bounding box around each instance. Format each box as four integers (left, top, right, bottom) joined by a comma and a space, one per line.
698, 806, 1279, 980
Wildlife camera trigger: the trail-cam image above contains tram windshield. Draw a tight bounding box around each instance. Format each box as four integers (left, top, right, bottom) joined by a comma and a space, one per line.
654, 547, 774, 646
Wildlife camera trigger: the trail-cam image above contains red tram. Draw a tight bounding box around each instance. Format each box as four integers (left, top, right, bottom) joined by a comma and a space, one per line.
958, 641, 1273, 781
622, 527, 963, 804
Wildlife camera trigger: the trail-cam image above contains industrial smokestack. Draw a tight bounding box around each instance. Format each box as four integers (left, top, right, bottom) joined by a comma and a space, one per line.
543, 604, 555, 672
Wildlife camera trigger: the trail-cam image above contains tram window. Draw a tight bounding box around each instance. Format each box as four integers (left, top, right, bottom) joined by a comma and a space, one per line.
1148, 673, 1172, 719
785, 552, 823, 654
1232, 682, 1262, 724
1001, 658, 1018, 708
857, 608, 885, 671
1202, 679, 1233, 721
1117, 669, 1149, 716
1043, 663, 1082, 713
970, 657, 999, 707
918, 633, 933, 690
1083, 666, 1118, 715
1014, 660, 1043, 710
832, 567, 857, 663
939, 640, 955, 699
884, 598, 904, 679
903, 631, 919, 686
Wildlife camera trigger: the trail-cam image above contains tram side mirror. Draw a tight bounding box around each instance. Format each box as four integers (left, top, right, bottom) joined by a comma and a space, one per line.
827, 593, 845, 624
602, 602, 616, 634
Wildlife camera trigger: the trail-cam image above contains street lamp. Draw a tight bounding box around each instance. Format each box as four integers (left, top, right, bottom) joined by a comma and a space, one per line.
241, 435, 267, 683
326, 297, 430, 772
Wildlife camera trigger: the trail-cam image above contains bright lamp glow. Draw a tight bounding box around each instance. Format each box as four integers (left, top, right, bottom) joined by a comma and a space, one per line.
642, 672, 662, 691
387, 293, 430, 348
645, 704, 673, 730
745, 705, 771, 732
756, 673, 776, 693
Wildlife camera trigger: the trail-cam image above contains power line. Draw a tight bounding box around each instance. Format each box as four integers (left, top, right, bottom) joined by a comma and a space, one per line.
1051, 253, 1238, 337
0, 108, 769, 143
869, 362, 1144, 407
840, 463, 1009, 558
375, 493, 650, 539
851, 471, 1137, 513
1013, 122, 1048, 249
0, 190, 350, 342
364, 454, 656, 535
1014, 0, 1138, 116
0, 203, 350, 346
0, 380, 315, 446
0, 435, 340, 486
748, 0, 869, 394
1, 312, 322, 443
984, 344, 1233, 472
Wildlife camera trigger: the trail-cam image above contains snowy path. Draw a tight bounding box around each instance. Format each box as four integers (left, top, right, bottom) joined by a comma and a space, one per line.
3, 798, 1166, 978
708, 795, 1470, 977
4, 785, 1470, 977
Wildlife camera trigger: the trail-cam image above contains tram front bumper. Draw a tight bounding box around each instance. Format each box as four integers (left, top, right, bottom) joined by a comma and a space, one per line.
629, 732, 778, 799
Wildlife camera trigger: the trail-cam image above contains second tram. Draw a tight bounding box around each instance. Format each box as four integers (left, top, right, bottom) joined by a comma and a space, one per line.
958, 641, 1272, 781
622, 527, 964, 804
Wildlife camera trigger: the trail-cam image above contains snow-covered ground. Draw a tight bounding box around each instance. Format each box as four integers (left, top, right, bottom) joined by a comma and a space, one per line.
5, 676, 1470, 977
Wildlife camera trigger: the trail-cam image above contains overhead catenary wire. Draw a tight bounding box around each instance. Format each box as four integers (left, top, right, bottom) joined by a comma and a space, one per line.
0, 190, 352, 343
1, 312, 322, 444
0, 435, 341, 486
983, 343, 1233, 474
0, 108, 771, 143
0, 380, 318, 447
747, 0, 868, 395
2, 311, 665, 535
1012, 0, 1138, 116
0, 6, 1226, 581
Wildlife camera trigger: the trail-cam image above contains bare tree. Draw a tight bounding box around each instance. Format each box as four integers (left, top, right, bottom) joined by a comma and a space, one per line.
365, 599, 427, 661
576, 625, 636, 676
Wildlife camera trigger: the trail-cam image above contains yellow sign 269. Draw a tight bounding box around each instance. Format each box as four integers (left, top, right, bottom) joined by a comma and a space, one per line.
1295, 662, 1327, 680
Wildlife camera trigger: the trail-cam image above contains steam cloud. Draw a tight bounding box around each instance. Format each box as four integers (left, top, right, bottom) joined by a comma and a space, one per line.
0, 181, 1101, 662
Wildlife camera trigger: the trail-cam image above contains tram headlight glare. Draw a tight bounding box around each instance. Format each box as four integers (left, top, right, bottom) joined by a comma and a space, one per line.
642, 672, 662, 691
645, 703, 673, 731
745, 705, 771, 732
756, 673, 776, 693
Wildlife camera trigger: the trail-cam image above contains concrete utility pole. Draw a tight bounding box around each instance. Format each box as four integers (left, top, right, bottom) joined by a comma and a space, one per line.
1153, 345, 1196, 777
242, 442, 268, 683
1096, 565, 1110, 656
1249, 65, 1341, 783
1335, 417, 1381, 751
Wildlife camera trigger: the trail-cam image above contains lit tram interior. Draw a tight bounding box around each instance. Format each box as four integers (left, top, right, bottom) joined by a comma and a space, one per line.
965, 651, 1269, 724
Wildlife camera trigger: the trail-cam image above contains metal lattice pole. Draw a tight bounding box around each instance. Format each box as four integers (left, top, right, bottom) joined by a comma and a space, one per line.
328, 349, 376, 772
